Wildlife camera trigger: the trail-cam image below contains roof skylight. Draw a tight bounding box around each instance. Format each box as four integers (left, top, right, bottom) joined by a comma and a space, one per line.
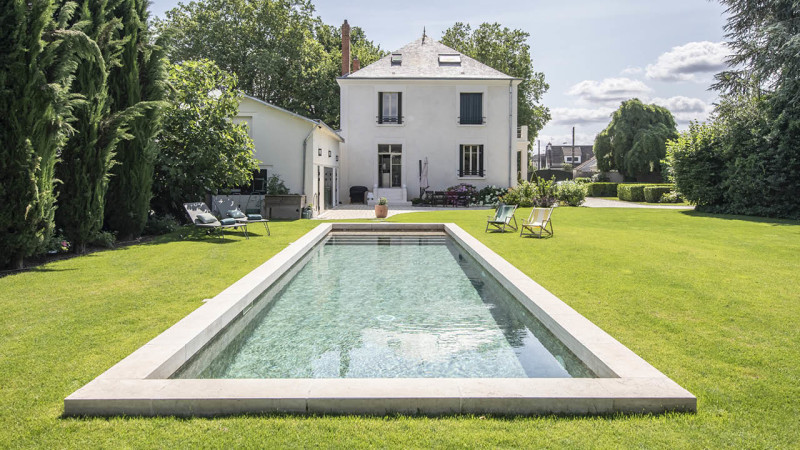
391, 53, 402, 65
438, 54, 461, 65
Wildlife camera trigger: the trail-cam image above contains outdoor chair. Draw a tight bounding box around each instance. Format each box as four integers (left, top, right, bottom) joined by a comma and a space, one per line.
520, 207, 554, 238
485, 203, 518, 232
213, 198, 270, 236
183, 202, 248, 239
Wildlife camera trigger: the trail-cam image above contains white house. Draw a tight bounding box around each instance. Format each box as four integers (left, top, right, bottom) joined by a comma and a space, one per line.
337, 21, 529, 205
234, 96, 343, 216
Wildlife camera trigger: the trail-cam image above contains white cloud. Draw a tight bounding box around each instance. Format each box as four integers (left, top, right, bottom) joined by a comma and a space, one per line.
566, 78, 652, 104
651, 96, 708, 113
550, 107, 614, 126
620, 66, 643, 76
645, 41, 729, 82
652, 96, 714, 124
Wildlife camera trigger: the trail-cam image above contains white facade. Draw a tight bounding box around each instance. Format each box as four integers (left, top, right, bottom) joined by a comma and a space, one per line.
235, 96, 343, 215
336, 38, 529, 205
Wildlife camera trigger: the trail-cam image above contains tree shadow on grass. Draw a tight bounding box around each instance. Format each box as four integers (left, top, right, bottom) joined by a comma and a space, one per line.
680, 210, 800, 227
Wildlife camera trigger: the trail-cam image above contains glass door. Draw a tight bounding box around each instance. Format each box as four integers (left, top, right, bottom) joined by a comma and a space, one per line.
378, 144, 402, 188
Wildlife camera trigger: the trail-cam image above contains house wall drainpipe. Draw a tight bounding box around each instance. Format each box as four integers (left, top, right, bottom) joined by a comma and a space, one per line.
302, 124, 318, 205
508, 80, 513, 187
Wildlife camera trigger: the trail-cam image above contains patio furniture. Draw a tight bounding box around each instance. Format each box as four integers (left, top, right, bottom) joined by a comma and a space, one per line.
213, 198, 270, 235
520, 207, 554, 238
485, 203, 518, 232
432, 191, 447, 206
350, 186, 369, 204
226, 209, 270, 236
183, 202, 248, 239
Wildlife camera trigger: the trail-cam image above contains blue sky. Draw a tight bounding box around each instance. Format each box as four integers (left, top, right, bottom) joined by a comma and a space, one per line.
150, 0, 729, 145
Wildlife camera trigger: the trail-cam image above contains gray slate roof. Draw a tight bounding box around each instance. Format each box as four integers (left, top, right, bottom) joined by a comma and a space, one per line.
344, 38, 516, 80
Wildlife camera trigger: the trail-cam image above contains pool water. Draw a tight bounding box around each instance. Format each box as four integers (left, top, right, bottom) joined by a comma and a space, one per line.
174, 235, 594, 379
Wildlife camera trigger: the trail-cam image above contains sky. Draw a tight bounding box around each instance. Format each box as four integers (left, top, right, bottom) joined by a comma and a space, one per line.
149, 0, 730, 146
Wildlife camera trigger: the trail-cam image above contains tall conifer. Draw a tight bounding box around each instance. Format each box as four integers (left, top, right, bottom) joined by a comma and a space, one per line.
0, 0, 84, 268
55, 0, 126, 253
104, 0, 167, 240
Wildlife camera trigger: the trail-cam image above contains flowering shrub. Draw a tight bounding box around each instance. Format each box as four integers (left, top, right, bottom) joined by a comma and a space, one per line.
556, 180, 588, 206
500, 178, 557, 207
445, 183, 478, 204
476, 185, 508, 206
44, 230, 71, 254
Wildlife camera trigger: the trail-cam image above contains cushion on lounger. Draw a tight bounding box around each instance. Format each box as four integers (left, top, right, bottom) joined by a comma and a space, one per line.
220, 218, 236, 226
227, 209, 246, 219
247, 214, 263, 221
195, 213, 217, 224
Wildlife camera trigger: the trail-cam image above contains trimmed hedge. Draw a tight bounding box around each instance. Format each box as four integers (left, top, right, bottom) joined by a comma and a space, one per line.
644, 186, 673, 203
617, 184, 646, 202
617, 184, 673, 202
586, 182, 618, 197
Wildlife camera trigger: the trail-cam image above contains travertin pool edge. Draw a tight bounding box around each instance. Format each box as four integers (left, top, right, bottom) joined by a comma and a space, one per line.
64, 223, 696, 416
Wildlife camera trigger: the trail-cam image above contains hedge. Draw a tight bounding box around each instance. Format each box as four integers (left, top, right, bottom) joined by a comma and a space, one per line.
644, 186, 673, 203
586, 182, 618, 197
617, 184, 673, 202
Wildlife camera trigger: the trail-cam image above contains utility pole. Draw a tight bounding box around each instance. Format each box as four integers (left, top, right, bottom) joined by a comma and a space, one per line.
537, 140, 541, 170
571, 126, 576, 169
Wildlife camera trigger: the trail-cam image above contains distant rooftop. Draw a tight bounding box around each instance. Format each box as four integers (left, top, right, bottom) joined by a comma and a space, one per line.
343, 37, 516, 80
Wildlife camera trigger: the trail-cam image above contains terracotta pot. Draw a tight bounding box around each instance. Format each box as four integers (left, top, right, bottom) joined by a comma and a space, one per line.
374, 204, 388, 218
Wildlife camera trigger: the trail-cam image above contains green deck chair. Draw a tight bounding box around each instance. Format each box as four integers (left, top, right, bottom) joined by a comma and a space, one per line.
485, 203, 518, 232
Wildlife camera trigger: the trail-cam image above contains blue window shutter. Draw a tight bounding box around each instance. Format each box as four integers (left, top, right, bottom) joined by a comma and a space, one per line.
397, 92, 402, 124
378, 93, 383, 124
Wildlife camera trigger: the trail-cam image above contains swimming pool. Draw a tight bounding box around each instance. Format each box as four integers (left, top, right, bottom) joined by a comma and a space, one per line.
65, 223, 695, 416
173, 235, 594, 379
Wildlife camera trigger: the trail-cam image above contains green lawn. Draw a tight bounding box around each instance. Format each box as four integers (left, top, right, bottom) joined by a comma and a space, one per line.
1, 208, 798, 448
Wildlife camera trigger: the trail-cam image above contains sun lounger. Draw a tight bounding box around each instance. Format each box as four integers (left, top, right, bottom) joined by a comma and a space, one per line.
183, 202, 248, 239
212, 198, 270, 236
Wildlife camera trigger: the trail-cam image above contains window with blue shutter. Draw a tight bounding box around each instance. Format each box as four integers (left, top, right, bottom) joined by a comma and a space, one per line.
378, 92, 402, 124
459, 93, 483, 124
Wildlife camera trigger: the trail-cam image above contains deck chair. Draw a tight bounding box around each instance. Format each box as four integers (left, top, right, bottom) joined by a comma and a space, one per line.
520, 207, 554, 238
213, 198, 270, 236
485, 203, 518, 232
183, 202, 248, 239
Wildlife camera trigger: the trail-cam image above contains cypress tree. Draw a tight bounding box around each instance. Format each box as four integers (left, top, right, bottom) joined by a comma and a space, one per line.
55, 0, 126, 253
0, 0, 84, 269
104, 0, 167, 240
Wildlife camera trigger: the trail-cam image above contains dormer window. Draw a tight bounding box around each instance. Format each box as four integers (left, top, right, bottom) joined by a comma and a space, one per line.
391, 53, 402, 66
438, 54, 461, 65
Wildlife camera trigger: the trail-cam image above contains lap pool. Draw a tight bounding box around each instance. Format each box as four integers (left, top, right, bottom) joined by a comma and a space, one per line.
65, 223, 695, 416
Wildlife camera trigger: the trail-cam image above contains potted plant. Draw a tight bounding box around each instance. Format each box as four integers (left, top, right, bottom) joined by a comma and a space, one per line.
374, 197, 388, 218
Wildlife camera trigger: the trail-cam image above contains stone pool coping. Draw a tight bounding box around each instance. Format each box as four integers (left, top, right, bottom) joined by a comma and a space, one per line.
64, 223, 695, 416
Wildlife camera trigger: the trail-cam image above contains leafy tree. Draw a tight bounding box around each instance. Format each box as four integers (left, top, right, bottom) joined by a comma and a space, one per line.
441, 22, 550, 139
104, 0, 168, 240
151, 60, 258, 218
54, 0, 127, 253
594, 99, 678, 179
155, 0, 384, 128
665, 122, 726, 207
0, 0, 88, 268
701, 0, 800, 219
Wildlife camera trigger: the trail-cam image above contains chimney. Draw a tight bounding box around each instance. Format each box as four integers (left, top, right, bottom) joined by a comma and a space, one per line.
352, 56, 360, 72
341, 20, 351, 76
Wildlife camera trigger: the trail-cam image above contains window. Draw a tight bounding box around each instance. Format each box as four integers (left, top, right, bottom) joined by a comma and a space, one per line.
459, 93, 483, 124
378, 92, 402, 124
564, 155, 582, 164
438, 54, 461, 65
391, 53, 402, 65
459, 145, 484, 177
